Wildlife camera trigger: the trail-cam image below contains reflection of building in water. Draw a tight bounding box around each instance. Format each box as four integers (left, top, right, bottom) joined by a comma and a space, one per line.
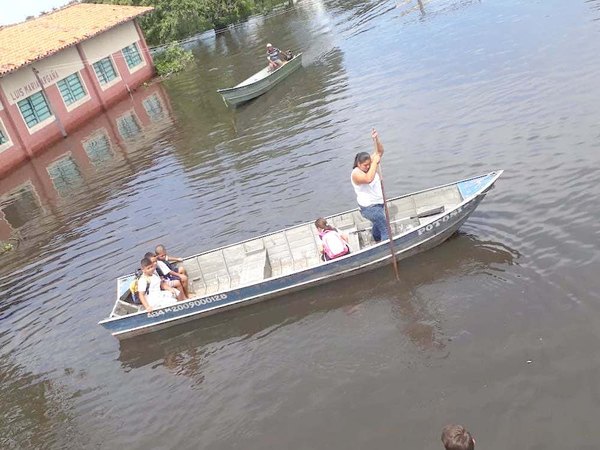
0, 83, 173, 242
0, 3, 155, 177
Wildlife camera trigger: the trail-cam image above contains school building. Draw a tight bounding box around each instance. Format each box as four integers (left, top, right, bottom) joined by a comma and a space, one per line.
0, 3, 155, 177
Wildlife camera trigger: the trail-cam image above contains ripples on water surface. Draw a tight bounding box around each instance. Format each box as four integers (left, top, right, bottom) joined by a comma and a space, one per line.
1, 0, 599, 448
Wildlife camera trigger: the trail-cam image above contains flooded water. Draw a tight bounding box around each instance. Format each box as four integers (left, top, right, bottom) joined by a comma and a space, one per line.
1, 0, 600, 448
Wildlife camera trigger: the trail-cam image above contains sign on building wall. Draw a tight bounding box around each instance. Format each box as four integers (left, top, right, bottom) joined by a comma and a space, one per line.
1, 47, 84, 105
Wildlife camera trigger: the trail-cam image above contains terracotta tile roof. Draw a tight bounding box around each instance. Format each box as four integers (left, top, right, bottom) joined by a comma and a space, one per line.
0, 3, 153, 76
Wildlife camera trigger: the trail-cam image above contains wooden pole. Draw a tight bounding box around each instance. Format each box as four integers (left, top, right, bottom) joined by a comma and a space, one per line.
32, 67, 67, 138
373, 131, 400, 281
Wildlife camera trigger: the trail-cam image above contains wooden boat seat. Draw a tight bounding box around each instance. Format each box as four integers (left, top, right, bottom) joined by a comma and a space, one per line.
412, 186, 461, 214
337, 225, 361, 252
240, 249, 272, 285
113, 299, 143, 317
183, 250, 240, 296
266, 224, 321, 276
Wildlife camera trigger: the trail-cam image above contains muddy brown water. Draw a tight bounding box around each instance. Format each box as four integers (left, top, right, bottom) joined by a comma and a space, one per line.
1, 0, 600, 448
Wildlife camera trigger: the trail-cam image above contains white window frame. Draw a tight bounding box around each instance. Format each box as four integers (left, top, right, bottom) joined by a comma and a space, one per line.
16, 91, 55, 135
0, 119, 13, 153
121, 42, 146, 74
57, 72, 91, 112
92, 55, 121, 91
142, 93, 166, 122
82, 129, 114, 166
116, 110, 142, 140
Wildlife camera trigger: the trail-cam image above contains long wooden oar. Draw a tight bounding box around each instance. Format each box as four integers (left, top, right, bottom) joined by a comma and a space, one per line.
374, 132, 400, 281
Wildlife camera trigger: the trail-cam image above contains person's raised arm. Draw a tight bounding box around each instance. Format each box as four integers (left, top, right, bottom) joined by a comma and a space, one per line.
167, 254, 183, 263
371, 128, 384, 158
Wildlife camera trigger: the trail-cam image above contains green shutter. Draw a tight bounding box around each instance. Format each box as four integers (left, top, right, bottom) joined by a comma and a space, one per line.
84, 133, 113, 165
17, 91, 52, 128
47, 156, 83, 196
123, 43, 143, 69
0, 129, 7, 145
93, 57, 117, 85
117, 113, 141, 139
143, 94, 164, 121
58, 73, 86, 105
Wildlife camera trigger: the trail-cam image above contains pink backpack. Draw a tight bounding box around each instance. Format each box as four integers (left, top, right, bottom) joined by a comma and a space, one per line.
320, 230, 349, 259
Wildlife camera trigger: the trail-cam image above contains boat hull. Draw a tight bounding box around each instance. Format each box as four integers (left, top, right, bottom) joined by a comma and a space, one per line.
217, 53, 303, 106
99, 172, 501, 339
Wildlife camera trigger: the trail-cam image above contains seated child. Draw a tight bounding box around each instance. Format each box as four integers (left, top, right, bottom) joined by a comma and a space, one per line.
155, 244, 188, 277
137, 257, 182, 312
144, 252, 189, 299
314, 218, 350, 261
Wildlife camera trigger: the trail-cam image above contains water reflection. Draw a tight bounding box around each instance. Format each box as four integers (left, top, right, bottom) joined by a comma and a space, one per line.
0, 83, 174, 246
118, 232, 517, 374
388, 232, 519, 350
0, 355, 79, 448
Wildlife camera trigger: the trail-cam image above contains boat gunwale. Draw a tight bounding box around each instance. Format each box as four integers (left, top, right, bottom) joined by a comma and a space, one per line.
105, 214, 473, 337
99, 170, 502, 327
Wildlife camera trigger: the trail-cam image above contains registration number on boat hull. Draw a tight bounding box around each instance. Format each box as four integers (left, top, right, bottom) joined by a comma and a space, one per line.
146, 293, 228, 318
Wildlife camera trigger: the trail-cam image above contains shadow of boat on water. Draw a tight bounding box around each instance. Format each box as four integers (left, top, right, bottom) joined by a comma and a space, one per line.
118, 231, 518, 372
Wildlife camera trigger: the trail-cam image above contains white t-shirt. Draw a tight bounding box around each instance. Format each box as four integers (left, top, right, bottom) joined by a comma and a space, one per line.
137, 273, 177, 309
351, 169, 383, 207
156, 260, 172, 277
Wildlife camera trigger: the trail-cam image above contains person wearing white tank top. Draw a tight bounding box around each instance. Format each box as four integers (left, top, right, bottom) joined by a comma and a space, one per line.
350, 129, 388, 242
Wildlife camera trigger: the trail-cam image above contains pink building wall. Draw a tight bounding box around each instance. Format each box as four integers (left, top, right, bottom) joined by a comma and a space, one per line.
0, 83, 172, 241
0, 20, 155, 178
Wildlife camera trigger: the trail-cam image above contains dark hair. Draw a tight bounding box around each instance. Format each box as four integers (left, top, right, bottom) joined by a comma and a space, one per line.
144, 252, 155, 260
441, 425, 474, 450
353, 152, 371, 169
141, 257, 153, 268
314, 217, 334, 231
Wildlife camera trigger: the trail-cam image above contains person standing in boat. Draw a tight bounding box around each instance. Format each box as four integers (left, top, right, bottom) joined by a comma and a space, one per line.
351, 128, 388, 243
266, 43, 283, 71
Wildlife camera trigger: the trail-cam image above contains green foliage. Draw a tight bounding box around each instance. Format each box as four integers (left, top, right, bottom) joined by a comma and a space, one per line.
153, 42, 194, 76
83, 0, 293, 45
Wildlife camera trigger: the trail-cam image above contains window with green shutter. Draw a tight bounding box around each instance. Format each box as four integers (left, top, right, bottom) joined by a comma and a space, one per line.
17, 91, 52, 128
143, 94, 164, 122
122, 43, 143, 69
0, 129, 7, 145
92, 57, 118, 85
84, 133, 113, 166
47, 155, 84, 196
117, 112, 141, 139
1, 185, 40, 228
58, 73, 86, 106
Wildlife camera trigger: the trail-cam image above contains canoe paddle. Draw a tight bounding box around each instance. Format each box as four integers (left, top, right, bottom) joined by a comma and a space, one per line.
373, 129, 400, 281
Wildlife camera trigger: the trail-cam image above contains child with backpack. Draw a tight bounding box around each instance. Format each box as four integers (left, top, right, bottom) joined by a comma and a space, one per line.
144, 252, 189, 298
314, 218, 350, 261
136, 257, 183, 312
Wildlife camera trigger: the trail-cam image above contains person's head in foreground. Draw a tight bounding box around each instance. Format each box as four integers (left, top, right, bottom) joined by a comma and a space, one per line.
441, 424, 475, 450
